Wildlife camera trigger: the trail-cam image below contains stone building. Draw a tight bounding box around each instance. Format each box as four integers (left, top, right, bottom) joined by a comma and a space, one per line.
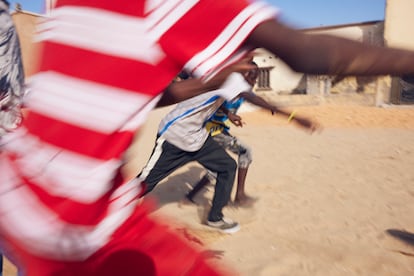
253, 21, 388, 106
11, 8, 41, 78
385, 0, 414, 104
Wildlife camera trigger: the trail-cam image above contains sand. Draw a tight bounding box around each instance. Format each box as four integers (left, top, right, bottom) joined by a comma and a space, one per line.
3, 104, 414, 275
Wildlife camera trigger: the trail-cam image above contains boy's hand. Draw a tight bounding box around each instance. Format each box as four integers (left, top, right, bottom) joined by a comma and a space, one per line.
293, 116, 322, 134
228, 112, 244, 127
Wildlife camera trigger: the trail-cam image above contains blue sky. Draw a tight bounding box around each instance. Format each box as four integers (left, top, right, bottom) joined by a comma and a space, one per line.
8, 0, 44, 14
9, 0, 386, 28
268, 0, 386, 28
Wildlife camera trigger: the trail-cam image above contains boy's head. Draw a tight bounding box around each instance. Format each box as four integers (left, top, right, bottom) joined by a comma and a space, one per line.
244, 61, 259, 86
173, 71, 192, 82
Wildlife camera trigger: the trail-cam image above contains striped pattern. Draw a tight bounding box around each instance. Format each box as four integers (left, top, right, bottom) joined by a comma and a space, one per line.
28, 72, 153, 133
0, 0, 278, 261
185, 1, 278, 78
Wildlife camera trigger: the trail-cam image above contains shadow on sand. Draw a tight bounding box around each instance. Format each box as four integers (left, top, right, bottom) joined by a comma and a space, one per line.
386, 229, 414, 247
144, 164, 213, 210
386, 229, 414, 257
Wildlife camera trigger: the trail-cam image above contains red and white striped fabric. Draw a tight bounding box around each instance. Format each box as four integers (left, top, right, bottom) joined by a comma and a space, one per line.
0, 0, 278, 274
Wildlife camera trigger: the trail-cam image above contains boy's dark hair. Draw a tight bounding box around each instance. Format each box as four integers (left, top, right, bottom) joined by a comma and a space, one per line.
178, 71, 191, 80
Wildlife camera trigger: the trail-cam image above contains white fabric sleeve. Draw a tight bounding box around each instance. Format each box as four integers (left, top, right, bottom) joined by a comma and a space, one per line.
215, 72, 252, 100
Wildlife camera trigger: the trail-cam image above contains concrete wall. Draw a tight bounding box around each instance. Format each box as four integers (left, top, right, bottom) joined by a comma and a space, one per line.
384, 0, 414, 104
385, 0, 414, 49
255, 21, 384, 95
254, 48, 302, 92
11, 11, 42, 78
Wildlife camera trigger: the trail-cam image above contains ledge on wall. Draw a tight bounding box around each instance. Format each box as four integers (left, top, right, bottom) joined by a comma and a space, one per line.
251, 92, 377, 108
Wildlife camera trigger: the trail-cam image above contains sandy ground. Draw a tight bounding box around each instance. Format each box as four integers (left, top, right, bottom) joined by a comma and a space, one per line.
4, 104, 414, 275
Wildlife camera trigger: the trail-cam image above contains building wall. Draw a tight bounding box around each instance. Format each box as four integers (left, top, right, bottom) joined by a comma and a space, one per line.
255, 22, 384, 95
11, 11, 42, 78
254, 48, 302, 92
384, 0, 414, 104
385, 0, 414, 49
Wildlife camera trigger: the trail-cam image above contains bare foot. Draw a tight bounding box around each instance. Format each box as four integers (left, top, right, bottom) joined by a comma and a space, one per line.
233, 195, 258, 208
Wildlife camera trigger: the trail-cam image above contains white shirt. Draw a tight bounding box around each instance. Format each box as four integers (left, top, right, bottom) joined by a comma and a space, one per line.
158, 73, 251, 151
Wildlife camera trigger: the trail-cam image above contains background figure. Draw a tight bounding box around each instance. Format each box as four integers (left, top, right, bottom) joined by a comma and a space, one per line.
137, 73, 254, 234
187, 63, 261, 206
187, 61, 318, 206
0, 0, 25, 136
0, 1, 25, 275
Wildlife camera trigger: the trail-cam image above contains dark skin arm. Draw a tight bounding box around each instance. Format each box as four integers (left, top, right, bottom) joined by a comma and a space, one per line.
218, 90, 319, 133
238, 92, 320, 133
246, 19, 414, 77
156, 54, 255, 107
227, 111, 243, 127
218, 105, 244, 127
156, 78, 219, 107
159, 17, 414, 107
158, 17, 414, 107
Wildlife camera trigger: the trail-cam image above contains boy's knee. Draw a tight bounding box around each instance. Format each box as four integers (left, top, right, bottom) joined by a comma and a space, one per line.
238, 154, 252, 168
238, 148, 252, 168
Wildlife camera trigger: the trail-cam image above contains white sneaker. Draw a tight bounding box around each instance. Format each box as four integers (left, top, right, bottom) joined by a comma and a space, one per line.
206, 217, 240, 234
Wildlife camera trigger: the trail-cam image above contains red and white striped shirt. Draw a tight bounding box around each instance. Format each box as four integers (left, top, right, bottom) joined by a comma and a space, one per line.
0, 0, 278, 260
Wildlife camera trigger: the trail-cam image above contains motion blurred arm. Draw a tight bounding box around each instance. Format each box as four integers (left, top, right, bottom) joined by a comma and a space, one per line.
156, 55, 256, 107
246, 19, 414, 76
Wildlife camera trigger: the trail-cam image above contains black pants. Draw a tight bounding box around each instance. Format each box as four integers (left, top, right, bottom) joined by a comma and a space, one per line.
137, 135, 237, 222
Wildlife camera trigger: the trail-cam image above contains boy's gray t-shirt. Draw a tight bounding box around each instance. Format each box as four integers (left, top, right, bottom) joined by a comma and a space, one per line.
158, 73, 250, 152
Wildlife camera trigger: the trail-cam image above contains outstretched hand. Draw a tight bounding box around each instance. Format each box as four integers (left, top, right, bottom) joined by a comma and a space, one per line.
293, 116, 322, 134
228, 112, 244, 127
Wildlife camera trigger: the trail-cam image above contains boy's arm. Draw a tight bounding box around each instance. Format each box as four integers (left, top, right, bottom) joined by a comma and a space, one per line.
156, 54, 255, 107
239, 92, 320, 133
239, 92, 278, 114
246, 19, 414, 77
218, 104, 243, 127
157, 78, 217, 107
